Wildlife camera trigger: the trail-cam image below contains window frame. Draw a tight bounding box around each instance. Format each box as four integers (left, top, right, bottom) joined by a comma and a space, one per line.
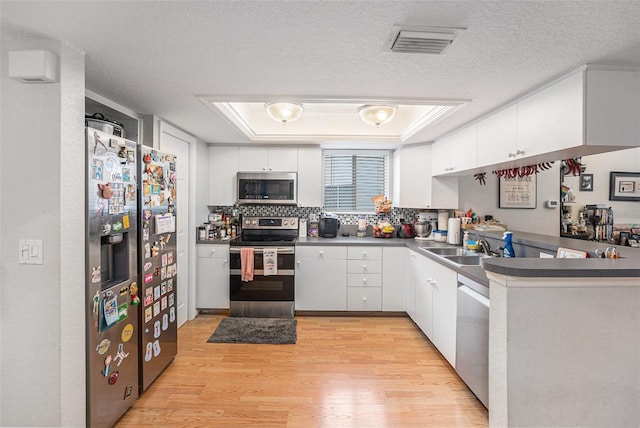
322, 149, 392, 214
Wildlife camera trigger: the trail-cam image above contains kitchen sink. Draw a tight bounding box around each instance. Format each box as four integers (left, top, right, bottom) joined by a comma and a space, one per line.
415, 241, 451, 248
442, 255, 488, 266
426, 247, 479, 256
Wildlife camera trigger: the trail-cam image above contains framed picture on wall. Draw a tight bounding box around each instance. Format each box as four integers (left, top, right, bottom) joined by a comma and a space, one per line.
499, 174, 537, 209
609, 172, 640, 201
579, 174, 593, 192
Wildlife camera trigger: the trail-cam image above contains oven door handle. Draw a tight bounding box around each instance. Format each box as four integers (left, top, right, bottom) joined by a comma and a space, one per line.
229, 247, 295, 255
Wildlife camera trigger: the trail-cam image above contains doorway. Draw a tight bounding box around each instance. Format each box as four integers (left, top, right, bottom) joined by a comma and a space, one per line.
160, 126, 191, 327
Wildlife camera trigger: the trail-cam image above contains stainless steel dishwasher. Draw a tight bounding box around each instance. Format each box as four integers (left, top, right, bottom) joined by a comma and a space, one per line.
455, 274, 489, 408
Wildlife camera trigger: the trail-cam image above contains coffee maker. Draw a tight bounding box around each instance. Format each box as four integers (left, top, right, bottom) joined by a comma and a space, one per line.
415, 212, 437, 240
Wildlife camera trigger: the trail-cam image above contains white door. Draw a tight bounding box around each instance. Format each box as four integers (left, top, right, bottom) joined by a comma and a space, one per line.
160, 131, 190, 327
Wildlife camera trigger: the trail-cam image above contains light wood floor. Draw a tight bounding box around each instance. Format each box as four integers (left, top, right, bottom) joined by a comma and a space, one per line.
116, 314, 488, 427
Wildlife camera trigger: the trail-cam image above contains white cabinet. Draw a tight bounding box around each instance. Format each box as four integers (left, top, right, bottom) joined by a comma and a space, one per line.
393, 144, 460, 209
474, 67, 640, 171
477, 103, 519, 167
195, 244, 230, 309
297, 147, 322, 207
347, 287, 382, 311
347, 246, 382, 311
414, 254, 434, 338
426, 257, 458, 367
410, 251, 458, 367
517, 70, 584, 159
382, 247, 407, 311
431, 123, 478, 176
295, 246, 347, 310
208, 146, 238, 205
406, 251, 417, 321
238, 147, 298, 171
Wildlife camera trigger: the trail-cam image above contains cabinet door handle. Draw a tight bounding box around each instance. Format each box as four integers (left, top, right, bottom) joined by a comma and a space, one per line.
362, 297, 367, 301
516, 149, 525, 155
297, 260, 301, 265
210, 249, 216, 254
363, 251, 367, 256
508, 152, 515, 158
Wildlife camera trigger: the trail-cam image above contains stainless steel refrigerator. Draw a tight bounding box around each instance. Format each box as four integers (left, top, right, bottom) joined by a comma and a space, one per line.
86, 127, 140, 427
138, 146, 178, 391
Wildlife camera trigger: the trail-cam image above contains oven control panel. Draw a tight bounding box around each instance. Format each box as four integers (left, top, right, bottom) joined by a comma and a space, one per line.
242, 216, 299, 230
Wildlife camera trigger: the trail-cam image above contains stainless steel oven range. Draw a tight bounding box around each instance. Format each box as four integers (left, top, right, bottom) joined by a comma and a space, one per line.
229, 216, 298, 318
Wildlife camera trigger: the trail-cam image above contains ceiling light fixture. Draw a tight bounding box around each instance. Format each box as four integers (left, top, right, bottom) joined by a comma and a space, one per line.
265, 102, 304, 125
357, 104, 398, 127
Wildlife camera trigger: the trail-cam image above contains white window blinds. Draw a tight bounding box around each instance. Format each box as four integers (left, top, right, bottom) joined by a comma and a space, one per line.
323, 151, 389, 212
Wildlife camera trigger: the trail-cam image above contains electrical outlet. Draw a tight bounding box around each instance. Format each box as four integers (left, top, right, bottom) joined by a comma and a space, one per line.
124, 384, 133, 399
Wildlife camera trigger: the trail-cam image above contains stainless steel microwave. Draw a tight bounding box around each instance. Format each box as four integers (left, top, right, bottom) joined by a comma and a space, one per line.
237, 172, 297, 205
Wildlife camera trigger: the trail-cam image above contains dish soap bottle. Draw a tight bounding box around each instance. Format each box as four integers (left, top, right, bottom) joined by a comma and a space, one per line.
463, 231, 470, 249
503, 231, 515, 258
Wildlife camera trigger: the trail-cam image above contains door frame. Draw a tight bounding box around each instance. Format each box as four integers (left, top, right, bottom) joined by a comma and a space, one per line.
158, 120, 198, 323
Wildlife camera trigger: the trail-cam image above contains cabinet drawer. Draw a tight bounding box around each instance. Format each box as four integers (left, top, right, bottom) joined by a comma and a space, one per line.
196, 244, 229, 258
296, 245, 347, 260
347, 246, 382, 260
347, 273, 382, 287
347, 287, 382, 311
347, 259, 382, 274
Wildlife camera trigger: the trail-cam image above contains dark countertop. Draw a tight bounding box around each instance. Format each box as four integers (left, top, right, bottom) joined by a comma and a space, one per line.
197, 239, 231, 244
470, 228, 637, 257
482, 257, 640, 278
295, 236, 407, 246
296, 235, 490, 286
198, 232, 639, 283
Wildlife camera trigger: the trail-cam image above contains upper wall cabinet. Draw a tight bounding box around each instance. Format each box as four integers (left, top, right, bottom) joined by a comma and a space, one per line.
477, 104, 519, 167
431, 123, 478, 176
208, 146, 239, 205
238, 147, 298, 171
394, 144, 459, 209
297, 147, 322, 207
516, 70, 584, 161
437, 66, 640, 175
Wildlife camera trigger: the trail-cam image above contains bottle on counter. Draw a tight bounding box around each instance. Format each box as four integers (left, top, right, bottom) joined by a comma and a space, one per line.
503, 231, 515, 258
198, 226, 206, 240
357, 215, 367, 237
463, 231, 470, 249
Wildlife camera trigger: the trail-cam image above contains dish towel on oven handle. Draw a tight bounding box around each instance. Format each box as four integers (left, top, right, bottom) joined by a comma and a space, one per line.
263, 248, 278, 276
240, 247, 254, 282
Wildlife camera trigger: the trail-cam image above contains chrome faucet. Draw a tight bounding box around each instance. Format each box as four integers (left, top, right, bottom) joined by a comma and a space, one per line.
478, 239, 491, 255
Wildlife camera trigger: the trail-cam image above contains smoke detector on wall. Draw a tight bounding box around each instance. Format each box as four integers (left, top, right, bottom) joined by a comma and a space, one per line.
383, 25, 466, 54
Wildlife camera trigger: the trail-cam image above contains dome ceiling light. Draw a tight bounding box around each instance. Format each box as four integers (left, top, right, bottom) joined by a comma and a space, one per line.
265, 102, 304, 125
357, 104, 398, 127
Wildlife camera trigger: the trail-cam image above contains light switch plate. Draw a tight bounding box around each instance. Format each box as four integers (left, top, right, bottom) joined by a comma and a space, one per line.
19, 239, 43, 264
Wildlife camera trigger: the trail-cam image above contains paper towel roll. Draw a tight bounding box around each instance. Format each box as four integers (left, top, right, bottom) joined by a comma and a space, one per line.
447, 218, 461, 245
438, 211, 449, 230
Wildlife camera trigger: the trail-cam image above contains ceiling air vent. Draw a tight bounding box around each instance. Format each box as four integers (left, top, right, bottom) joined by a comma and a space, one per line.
384, 25, 465, 54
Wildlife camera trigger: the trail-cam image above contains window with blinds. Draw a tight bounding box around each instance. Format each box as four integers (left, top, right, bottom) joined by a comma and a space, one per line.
323, 150, 389, 212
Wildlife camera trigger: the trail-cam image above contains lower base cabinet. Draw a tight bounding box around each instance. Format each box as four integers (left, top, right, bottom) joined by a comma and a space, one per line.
347, 286, 382, 310
196, 244, 230, 309
382, 247, 407, 311
410, 250, 458, 367
295, 246, 347, 310
414, 254, 434, 338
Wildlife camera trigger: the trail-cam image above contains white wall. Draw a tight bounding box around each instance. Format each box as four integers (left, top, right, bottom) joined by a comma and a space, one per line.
562, 147, 640, 224
458, 163, 561, 236
1, 38, 85, 427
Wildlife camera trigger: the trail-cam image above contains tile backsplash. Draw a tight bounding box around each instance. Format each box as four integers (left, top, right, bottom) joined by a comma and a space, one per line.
207, 205, 431, 225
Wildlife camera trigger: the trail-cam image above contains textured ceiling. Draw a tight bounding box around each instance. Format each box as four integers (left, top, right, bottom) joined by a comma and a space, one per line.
2, 1, 640, 146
